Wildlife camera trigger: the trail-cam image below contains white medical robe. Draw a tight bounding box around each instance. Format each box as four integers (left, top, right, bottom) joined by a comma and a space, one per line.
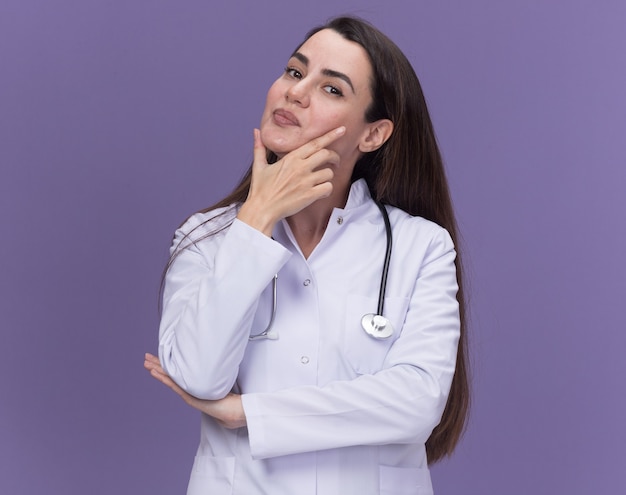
159, 179, 460, 495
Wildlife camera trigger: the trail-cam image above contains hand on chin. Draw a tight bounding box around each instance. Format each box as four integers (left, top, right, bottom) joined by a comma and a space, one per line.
260, 128, 304, 157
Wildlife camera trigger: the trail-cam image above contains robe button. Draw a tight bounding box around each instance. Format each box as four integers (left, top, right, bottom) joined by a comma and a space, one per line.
300, 356, 310, 364
303, 279, 311, 286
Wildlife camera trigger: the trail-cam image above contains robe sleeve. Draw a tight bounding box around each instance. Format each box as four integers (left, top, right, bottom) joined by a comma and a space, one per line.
159, 214, 291, 400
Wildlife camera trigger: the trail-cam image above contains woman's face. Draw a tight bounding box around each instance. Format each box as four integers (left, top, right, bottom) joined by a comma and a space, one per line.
259, 29, 375, 169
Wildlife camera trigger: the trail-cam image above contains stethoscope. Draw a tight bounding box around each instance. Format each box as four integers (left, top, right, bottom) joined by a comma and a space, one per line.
249, 201, 394, 341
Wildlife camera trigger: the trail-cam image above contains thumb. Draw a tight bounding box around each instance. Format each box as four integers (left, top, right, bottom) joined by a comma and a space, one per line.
252, 129, 268, 172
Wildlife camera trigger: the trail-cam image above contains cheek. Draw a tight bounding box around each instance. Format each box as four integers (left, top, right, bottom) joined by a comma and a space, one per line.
304, 110, 348, 139
329, 133, 358, 156
326, 112, 366, 140
319, 108, 345, 126
262, 80, 284, 114
324, 109, 366, 134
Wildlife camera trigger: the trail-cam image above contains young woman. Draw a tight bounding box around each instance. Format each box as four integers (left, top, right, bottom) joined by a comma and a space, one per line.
145, 16, 469, 495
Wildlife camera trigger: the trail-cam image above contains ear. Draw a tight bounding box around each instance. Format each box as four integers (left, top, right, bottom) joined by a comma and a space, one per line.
358, 119, 394, 153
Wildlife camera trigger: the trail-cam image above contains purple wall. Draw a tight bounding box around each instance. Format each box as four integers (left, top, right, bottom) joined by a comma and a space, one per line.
2, 1, 625, 493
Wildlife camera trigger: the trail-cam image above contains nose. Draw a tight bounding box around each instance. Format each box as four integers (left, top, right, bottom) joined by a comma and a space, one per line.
286, 80, 310, 107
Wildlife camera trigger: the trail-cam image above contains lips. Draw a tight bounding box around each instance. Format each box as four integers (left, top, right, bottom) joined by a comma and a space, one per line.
273, 109, 300, 126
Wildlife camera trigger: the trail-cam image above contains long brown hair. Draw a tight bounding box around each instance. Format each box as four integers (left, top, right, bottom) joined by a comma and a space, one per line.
166, 16, 470, 464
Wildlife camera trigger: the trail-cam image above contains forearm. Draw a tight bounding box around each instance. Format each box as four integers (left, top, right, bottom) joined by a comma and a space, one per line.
242, 361, 455, 459
159, 218, 291, 399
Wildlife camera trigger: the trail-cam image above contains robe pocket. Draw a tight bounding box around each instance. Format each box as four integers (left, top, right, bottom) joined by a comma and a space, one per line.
187, 455, 235, 495
379, 464, 433, 495
343, 294, 409, 375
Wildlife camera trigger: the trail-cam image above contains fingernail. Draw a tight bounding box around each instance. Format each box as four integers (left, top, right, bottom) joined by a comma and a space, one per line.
336, 126, 346, 135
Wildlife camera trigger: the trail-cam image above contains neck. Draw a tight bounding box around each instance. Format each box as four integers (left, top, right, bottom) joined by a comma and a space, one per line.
287, 184, 350, 258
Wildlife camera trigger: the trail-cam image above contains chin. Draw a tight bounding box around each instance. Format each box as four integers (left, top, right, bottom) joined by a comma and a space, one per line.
260, 129, 301, 156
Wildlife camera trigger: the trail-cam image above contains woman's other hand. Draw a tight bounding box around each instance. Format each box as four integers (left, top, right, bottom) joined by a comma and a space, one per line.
237, 126, 345, 236
144, 353, 246, 429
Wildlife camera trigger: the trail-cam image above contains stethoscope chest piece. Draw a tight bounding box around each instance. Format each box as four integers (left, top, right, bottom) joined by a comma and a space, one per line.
361, 313, 394, 339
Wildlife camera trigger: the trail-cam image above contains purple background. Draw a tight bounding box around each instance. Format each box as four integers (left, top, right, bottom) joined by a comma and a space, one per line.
2, 1, 625, 493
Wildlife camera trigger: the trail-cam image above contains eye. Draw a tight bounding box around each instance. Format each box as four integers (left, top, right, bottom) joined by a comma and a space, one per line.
323, 85, 344, 97
284, 67, 303, 79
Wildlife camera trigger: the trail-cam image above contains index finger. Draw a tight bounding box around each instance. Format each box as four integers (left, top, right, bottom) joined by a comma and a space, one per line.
252, 128, 268, 168
295, 126, 346, 158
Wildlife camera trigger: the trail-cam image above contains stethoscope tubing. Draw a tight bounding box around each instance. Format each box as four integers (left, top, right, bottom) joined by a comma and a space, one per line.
250, 201, 394, 341
374, 201, 392, 317
248, 274, 279, 340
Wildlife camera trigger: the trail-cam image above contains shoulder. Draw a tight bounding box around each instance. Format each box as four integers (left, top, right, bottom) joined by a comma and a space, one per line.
386, 205, 456, 261
387, 206, 453, 243
170, 203, 240, 253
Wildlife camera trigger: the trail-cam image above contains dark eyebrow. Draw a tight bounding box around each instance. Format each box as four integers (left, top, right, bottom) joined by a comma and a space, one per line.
321, 69, 355, 94
290, 51, 356, 94
291, 51, 309, 66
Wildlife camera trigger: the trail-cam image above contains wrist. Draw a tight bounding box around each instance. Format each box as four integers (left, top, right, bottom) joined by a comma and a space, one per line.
237, 201, 277, 237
